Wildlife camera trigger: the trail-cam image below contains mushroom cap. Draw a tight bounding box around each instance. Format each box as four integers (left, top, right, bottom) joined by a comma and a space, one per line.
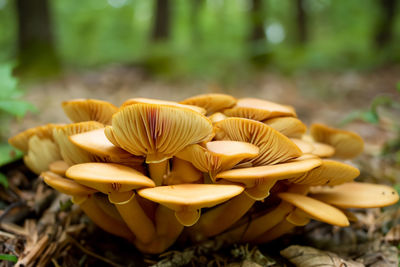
69, 128, 143, 164
214, 118, 302, 166
278, 192, 349, 227
208, 112, 227, 124
66, 162, 155, 194
264, 117, 306, 138
180, 93, 237, 115
290, 138, 314, 154
215, 155, 322, 183
310, 123, 364, 159
311, 142, 335, 158
9, 123, 60, 152
42, 171, 96, 196
49, 160, 70, 176
52, 121, 104, 165
176, 141, 259, 174
121, 98, 206, 115
138, 184, 244, 226
288, 159, 360, 186
105, 103, 213, 163
223, 98, 296, 121
23, 136, 62, 175
62, 99, 118, 125
309, 182, 399, 208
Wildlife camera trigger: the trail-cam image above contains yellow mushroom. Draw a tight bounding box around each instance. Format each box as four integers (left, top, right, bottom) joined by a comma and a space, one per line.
62, 99, 118, 125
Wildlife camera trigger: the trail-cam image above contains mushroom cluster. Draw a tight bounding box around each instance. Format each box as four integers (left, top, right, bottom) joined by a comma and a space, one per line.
9, 95, 399, 253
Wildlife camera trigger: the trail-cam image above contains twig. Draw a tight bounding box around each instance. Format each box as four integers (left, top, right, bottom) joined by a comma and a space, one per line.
67, 235, 123, 267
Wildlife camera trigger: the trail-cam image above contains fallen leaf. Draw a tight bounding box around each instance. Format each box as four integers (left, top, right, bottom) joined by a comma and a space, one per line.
280, 245, 363, 267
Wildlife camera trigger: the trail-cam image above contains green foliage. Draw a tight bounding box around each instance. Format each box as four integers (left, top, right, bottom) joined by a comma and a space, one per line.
0, 172, 8, 189
59, 198, 73, 212
0, 254, 18, 263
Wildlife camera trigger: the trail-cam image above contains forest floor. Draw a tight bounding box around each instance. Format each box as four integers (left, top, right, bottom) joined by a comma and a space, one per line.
1, 65, 400, 266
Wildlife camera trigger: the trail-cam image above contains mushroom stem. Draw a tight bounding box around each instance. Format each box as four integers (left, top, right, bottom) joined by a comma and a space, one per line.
191, 192, 255, 241
134, 205, 184, 254
252, 219, 296, 244
148, 160, 169, 186
113, 192, 156, 244
79, 196, 135, 241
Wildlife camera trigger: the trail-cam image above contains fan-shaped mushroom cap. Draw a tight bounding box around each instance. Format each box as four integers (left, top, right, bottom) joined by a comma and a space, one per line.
290, 139, 314, 154
223, 98, 296, 121
138, 184, 244, 226
122, 98, 206, 115
215, 155, 322, 200
208, 112, 227, 124
53, 121, 104, 165
180, 93, 237, 115
23, 135, 62, 174
66, 162, 155, 195
49, 160, 70, 176
278, 192, 349, 227
214, 118, 301, 166
310, 123, 364, 159
62, 99, 118, 125
105, 104, 213, 163
175, 141, 259, 176
9, 123, 60, 153
42, 171, 96, 196
287, 159, 360, 186
309, 182, 399, 208
264, 117, 306, 138
311, 142, 335, 158
69, 128, 144, 165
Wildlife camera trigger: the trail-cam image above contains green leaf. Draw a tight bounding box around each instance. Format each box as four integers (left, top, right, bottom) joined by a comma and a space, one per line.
361, 110, 379, 124
396, 82, 400, 93
0, 254, 18, 263
0, 173, 8, 189
0, 100, 37, 118
59, 198, 73, 212
0, 143, 23, 166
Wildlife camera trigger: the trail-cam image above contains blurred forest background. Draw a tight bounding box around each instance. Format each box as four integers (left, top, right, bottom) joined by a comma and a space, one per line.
1, 0, 400, 81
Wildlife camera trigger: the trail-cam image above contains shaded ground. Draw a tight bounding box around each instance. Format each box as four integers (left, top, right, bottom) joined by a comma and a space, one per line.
2, 66, 400, 266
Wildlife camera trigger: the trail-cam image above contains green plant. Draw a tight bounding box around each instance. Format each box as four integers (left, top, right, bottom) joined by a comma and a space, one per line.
0, 63, 36, 187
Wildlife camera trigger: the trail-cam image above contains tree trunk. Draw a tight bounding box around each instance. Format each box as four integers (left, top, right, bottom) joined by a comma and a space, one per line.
375, 0, 397, 48
15, 0, 60, 77
249, 0, 265, 42
295, 0, 307, 44
152, 0, 171, 42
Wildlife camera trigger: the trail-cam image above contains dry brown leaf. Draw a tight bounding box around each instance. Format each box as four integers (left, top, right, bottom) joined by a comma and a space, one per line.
280, 245, 363, 267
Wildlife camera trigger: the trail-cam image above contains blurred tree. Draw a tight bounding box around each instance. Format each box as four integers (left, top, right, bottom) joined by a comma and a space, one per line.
15, 0, 60, 78
152, 0, 171, 42
295, 0, 307, 44
249, 0, 269, 66
190, 0, 203, 43
375, 0, 397, 48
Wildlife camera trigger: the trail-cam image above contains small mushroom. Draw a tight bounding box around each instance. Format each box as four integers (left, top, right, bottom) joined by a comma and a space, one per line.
49, 160, 70, 176
180, 93, 237, 115
66, 162, 156, 244
309, 182, 399, 208
214, 118, 302, 166
287, 159, 360, 186
52, 121, 104, 165
264, 117, 307, 138
208, 112, 227, 124
138, 184, 244, 226
253, 192, 349, 243
41, 171, 134, 240
223, 98, 296, 121
62, 99, 118, 125
310, 123, 364, 159
104, 103, 213, 185
69, 128, 144, 166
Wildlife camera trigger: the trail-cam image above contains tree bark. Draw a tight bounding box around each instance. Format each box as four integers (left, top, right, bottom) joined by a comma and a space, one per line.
375, 0, 397, 48
152, 0, 171, 42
